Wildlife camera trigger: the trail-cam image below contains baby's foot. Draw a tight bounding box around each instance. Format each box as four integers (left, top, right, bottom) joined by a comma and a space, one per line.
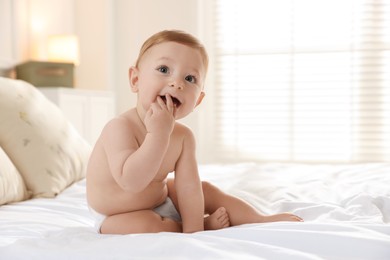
264, 212, 303, 222
204, 207, 230, 230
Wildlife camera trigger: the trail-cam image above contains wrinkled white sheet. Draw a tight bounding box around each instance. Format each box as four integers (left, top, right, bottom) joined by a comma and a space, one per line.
1, 163, 390, 259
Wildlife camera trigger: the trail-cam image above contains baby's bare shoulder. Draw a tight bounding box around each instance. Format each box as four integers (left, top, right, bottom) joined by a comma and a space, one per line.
102, 110, 138, 136
97, 110, 142, 149
173, 122, 196, 144
174, 122, 194, 135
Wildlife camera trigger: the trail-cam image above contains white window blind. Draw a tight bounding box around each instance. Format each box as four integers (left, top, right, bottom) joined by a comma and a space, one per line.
213, 0, 390, 163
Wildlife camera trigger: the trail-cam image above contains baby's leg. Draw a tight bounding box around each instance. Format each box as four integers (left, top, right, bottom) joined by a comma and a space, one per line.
166, 179, 230, 230
202, 181, 303, 226
100, 210, 181, 234
262, 213, 303, 222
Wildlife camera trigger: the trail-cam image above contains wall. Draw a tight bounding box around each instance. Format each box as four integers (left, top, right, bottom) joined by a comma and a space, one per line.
74, 0, 113, 91
0, 0, 73, 70
28, 0, 75, 60
0, 0, 16, 69
4, 0, 113, 91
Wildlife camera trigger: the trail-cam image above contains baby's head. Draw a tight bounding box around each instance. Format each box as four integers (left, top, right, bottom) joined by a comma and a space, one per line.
130, 30, 208, 119
135, 30, 209, 73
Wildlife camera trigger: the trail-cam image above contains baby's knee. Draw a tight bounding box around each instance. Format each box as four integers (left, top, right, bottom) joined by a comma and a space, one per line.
201, 181, 218, 194
201, 181, 211, 192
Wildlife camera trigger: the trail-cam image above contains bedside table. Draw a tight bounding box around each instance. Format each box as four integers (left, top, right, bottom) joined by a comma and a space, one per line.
38, 87, 115, 145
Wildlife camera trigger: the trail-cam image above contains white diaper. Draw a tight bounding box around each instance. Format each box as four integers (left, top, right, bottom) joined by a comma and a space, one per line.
153, 197, 181, 222
88, 206, 106, 233
89, 197, 181, 233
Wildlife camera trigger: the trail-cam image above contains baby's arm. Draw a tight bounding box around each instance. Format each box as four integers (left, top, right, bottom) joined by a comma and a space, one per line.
174, 127, 204, 233
103, 97, 175, 192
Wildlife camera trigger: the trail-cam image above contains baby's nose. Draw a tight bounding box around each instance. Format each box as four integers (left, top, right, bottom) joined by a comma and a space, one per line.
169, 81, 184, 90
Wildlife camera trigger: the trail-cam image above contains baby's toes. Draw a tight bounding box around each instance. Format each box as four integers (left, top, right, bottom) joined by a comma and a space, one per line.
219, 213, 230, 227
292, 215, 304, 222
216, 207, 230, 227
222, 217, 230, 227
216, 207, 227, 215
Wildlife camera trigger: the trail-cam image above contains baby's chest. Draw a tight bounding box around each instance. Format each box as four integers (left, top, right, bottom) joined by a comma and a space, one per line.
158, 140, 182, 173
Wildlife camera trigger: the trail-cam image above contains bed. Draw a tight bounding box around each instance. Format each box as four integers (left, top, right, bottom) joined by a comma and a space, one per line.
1, 77, 390, 259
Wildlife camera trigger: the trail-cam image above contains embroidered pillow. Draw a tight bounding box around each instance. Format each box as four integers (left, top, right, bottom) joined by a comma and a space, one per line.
0, 77, 91, 197
0, 146, 31, 205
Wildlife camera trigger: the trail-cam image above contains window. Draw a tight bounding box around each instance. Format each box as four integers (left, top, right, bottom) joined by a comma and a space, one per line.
212, 0, 390, 163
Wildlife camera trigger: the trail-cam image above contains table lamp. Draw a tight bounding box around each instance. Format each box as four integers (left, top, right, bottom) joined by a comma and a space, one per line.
16, 34, 79, 87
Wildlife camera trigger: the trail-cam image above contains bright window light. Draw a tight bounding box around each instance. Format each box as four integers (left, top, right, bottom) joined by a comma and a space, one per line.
213, 0, 390, 163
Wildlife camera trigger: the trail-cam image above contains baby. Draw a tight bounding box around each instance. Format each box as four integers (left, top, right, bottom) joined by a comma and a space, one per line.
86, 30, 302, 234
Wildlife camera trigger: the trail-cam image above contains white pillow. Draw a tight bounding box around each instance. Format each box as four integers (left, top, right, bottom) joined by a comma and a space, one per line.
0, 146, 31, 205
0, 77, 91, 198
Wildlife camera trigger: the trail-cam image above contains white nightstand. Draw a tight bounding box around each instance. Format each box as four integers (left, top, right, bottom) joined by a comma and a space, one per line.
38, 87, 116, 145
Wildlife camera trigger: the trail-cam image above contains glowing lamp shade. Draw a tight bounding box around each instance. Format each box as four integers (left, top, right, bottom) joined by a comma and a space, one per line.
48, 35, 79, 65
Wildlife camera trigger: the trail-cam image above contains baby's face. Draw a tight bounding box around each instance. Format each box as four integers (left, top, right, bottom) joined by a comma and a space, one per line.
135, 41, 206, 119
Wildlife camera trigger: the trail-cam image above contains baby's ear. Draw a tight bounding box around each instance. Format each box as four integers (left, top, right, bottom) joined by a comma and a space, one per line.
195, 92, 205, 107
129, 66, 139, 92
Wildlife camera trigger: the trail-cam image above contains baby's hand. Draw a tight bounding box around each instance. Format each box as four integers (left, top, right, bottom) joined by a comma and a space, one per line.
144, 94, 175, 136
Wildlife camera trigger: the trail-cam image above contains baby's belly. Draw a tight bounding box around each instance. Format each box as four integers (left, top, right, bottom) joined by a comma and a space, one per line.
89, 180, 168, 216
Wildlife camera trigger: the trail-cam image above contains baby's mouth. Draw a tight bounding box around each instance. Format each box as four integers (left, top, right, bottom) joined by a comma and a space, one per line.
160, 95, 182, 108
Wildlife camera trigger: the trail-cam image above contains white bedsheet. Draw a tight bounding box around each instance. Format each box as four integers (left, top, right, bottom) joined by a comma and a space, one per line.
1, 163, 389, 259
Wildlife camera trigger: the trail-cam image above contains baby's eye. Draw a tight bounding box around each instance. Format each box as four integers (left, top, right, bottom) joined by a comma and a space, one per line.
157, 66, 169, 74
185, 75, 197, 83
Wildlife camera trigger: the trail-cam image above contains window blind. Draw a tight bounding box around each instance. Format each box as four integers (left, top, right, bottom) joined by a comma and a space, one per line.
213, 0, 390, 163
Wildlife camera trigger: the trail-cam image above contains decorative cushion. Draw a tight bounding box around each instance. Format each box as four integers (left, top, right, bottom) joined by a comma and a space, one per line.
0, 77, 91, 198
0, 146, 31, 205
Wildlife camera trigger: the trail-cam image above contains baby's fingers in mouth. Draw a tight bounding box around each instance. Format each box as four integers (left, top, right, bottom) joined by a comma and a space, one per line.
159, 95, 181, 108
